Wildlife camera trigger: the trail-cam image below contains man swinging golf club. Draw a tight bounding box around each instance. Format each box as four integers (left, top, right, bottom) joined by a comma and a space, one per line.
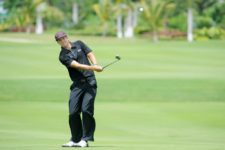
55, 31, 103, 147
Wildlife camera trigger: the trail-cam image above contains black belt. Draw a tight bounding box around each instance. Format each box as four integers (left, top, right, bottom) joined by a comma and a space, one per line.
79, 76, 95, 83
71, 77, 96, 86
80, 79, 87, 83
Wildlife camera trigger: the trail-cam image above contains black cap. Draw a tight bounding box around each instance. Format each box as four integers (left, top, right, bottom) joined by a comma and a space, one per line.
55, 31, 67, 41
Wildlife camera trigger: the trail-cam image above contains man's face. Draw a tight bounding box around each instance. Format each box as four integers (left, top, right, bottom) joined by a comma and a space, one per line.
57, 36, 70, 48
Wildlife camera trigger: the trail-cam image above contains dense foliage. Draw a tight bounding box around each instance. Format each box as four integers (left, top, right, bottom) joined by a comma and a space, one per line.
0, 0, 224, 40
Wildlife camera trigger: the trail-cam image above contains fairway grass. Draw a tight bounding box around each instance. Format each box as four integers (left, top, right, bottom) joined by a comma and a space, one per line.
0, 101, 225, 150
1, 78, 225, 102
0, 33, 225, 150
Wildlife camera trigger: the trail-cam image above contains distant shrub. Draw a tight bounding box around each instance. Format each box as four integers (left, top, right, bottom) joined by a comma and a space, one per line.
168, 13, 187, 32
194, 27, 225, 40
195, 16, 215, 28
0, 23, 10, 32
43, 6, 64, 28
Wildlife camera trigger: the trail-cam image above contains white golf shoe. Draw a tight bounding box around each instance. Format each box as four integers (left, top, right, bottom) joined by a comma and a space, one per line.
77, 140, 89, 147
62, 141, 77, 147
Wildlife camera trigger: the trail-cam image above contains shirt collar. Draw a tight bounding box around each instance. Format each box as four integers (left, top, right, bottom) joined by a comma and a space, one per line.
61, 42, 76, 52
71, 42, 77, 49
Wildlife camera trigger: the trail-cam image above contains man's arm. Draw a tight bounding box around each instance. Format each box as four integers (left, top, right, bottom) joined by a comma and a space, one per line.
87, 52, 97, 65
69, 60, 102, 72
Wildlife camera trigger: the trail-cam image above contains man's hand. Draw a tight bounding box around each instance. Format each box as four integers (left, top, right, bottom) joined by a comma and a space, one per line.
92, 65, 103, 72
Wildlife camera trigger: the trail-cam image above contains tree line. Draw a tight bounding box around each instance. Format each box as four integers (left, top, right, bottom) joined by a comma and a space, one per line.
0, 0, 224, 41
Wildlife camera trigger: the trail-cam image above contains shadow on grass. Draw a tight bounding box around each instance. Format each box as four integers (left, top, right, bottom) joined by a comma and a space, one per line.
89, 145, 117, 148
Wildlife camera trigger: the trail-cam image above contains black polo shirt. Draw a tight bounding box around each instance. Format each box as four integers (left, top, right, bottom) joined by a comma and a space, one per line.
59, 40, 95, 83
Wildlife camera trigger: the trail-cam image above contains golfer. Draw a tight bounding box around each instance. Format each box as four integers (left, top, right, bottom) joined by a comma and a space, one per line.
55, 31, 103, 147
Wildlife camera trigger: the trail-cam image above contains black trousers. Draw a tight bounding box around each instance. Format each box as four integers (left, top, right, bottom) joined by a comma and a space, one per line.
68, 81, 97, 143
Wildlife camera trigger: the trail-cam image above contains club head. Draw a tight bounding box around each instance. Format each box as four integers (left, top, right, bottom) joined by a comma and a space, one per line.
115, 56, 121, 60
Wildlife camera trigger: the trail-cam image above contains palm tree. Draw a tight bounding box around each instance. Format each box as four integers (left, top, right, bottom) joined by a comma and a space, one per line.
4, 0, 64, 34
35, 2, 46, 34
36, 2, 64, 34
170, 0, 218, 42
4, 0, 42, 33
113, 0, 126, 38
113, 0, 140, 38
93, 0, 112, 36
140, 0, 175, 42
123, 0, 137, 38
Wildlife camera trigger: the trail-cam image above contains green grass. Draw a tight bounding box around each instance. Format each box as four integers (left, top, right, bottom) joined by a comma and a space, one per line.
0, 101, 225, 150
0, 33, 225, 150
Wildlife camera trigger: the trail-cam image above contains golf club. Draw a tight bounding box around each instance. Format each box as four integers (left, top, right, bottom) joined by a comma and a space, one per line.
103, 55, 121, 70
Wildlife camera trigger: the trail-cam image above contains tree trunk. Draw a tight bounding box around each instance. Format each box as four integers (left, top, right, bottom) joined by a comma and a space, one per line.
152, 31, 158, 42
124, 9, 134, 38
102, 23, 108, 37
35, 13, 43, 34
72, 3, 79, 24
187, 7, 193, 42
26, 25, 32, 33
35, 3, 45, 34
117, 15, 123, 38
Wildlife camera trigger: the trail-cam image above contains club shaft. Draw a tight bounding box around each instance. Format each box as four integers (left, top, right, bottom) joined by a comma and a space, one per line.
103, 60, 119, 69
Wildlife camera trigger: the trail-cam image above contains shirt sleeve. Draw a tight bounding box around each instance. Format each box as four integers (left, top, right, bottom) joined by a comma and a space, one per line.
78, 40, 92, 55
59, 54, 73, 68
